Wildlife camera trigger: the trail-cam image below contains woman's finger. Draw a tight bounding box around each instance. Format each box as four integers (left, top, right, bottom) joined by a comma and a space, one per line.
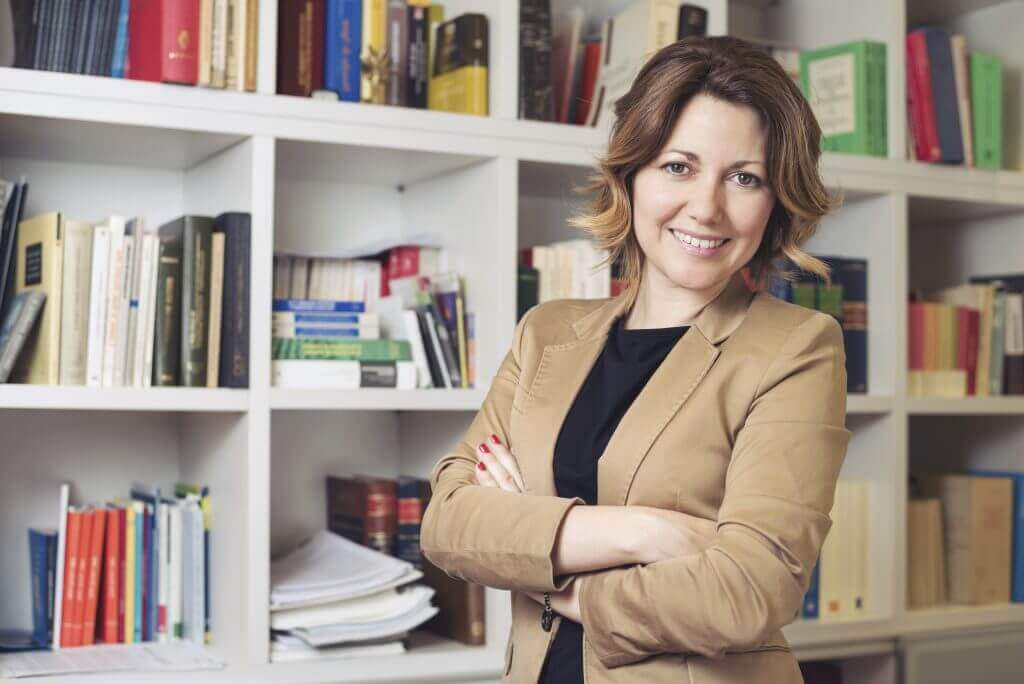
474, 458, 501, 488
476, 443, 521, 492
481, 434, 526, 492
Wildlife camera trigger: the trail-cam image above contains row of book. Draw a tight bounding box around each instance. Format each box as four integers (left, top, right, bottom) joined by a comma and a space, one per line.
0, 205, 251, 388
906, 26, 1003, 169
797, 479, 870, 621
326, 474, 484, 646
279, 1, 488, 116
766, 255, 869, 395
908, 275, 1024, 397
908, 471, 1024, 609
3, 0, 259, 91
517, 239, 614, 319
28, 482, 210, 649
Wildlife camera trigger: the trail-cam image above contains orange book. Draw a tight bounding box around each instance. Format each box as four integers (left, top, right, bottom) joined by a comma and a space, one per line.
70, 509, 96, 646
101, 507, 122, 643
59, 508, 83, 647
82, 509, 108, 645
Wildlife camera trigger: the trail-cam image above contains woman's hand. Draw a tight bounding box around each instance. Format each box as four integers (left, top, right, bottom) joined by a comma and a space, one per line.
629, 506, 719, 564
524, 577, 583, 624
473, 434, 526, 493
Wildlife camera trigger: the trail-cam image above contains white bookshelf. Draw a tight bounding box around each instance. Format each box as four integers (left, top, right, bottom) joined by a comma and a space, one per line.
2, 1, 1024, 682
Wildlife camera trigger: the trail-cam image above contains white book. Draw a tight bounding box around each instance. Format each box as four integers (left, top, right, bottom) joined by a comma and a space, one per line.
85, 226, 111, 387
142, 235, 161, 387
290, 256, 309, 300
59, 220, 94, 385
102, 217, 127, 386
158, 502, 170, 642
197, 0, 214, 86
169, 502, 184, 640
132, 234, 157, 387
192, 498, 206, 644
271, 360, 418, 389
273, 256, 292, 299
51, 483, 70, 649
403, 310, 433, 388
207, 233, 225, 388
229, 0, 248, 92
181, 499, 196, 643
113, 233, 136, 386
123, 219, 148, 385
211, 0, 229, 87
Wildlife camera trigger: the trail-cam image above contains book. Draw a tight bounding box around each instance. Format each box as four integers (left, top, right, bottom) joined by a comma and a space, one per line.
428, 12, 488, 116
278, 0, 324, 96
12, 212, 63, 384
126, 0, 201, 84
0, 290, 46, 383
325, 0, 362, 102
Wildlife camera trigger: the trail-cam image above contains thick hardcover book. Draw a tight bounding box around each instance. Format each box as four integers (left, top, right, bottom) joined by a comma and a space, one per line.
921, 27, 964, 163
519, 0, 553, 121
214, 212, 250, 388
325, 0, 362, 101
406, 2, 428, 108
0, 290, 46, 383
154, 221, 184, 386
159, 216, 214, 386
277, 0, 324, 96
127, 0, 200, 84
13, 211, 63, 384
326, 476, 398, 556
429, 12, 488, 115
29, 529, 56, 647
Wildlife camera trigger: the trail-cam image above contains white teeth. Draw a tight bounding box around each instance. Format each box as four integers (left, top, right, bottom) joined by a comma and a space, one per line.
672, 230, 725, 249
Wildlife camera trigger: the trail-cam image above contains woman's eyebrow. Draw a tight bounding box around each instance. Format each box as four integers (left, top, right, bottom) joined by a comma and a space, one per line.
665, 149, 765, 169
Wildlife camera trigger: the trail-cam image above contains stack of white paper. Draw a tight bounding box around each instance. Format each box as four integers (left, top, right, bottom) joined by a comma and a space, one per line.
270, 633, 407, 663
0, 642, 225, 678
270, 531, 439, 655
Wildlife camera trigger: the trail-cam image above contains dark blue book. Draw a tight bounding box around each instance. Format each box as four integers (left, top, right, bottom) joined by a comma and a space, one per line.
274, 312, 368, 324
325, 0, 362, 102
966, 469, 1024, 603
272, 299, 366, 313
45, 531, 57, 644
28, 529, 56, 647
131, 486, 162, 641
109, 0, 129, 77
819, 256, 868, 394
215, 213, 251, 388
278, 327, 365, 338
921, 27, 964, 163
396, 476, 430, 570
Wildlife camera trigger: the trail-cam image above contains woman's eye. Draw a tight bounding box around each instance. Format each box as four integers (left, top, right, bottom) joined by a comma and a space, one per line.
735, 172, 761, 187
664, 162, 689, 175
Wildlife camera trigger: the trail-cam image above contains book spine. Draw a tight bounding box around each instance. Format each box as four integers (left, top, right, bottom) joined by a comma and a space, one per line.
110, 0, 129, 76
215, 213, 250, 388
70, 509, 95, 647
29, 530, 50, 646
103, 508, 120, 643
81, 507, 107, 645
272, 298, 365, 312
154, 224, 183, 386
59, 509, 81, 647
386, 0, 408, 106
181, 218, 213, 387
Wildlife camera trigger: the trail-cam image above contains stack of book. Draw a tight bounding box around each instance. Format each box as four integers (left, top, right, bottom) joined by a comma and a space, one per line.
797, 479, 871, 621
908, 274, 1024, 398
4, 0, 259, 90
908, 470, 1023, 609
269, 529, 436, 662
906, 26, 1002, 168
279, 1, 488, 116
767, 255, 869, 394
27, 482, 210, 649
325, 474, 485, 647
0, 206, 251, 388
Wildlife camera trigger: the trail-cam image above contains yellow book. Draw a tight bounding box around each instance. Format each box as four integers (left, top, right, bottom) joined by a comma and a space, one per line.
124, 503, 136, 643
13, 212, 64, 384
428, 13, 488, 116
426, 4, 444, 86
361, 0, 387, 103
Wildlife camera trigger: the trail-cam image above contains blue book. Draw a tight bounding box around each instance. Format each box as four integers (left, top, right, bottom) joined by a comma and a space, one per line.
966, 469, 1024, 602
110, 0, 130, 78
274, 312, 369, 324
279, 327, 366, 338
272, 299, 366, 313
921, 27, 964, 163
131, 486, 162, 641
134, 504, 143, 642
325, 0, 362, 101
802, 558, 820, 618
28, 529, 55, 647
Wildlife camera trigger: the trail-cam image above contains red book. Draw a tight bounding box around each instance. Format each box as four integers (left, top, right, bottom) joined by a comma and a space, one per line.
117, 507, 127, 643
575, 40, 602, 125
70, 509, 96, 647
59, 509, 83, 648
908, 301, 926, 371
127, 0, 201, 84
957, 306, 980, 395
906, 32, 941, 162
100, 508, 122, 643
82, 509, 108, 645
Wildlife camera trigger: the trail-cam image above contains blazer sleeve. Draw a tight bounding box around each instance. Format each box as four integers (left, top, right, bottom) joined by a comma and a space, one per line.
577, 312, 852, 667
419, 304, 586, 593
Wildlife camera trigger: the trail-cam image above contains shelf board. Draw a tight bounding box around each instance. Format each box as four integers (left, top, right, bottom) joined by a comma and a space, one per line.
0, 385, 248, 412
847, 395, 894, 414
270, 387, 487, 411
899, 603, 1024, 638
907, 397, 1024, 415
785, 614, 896, 650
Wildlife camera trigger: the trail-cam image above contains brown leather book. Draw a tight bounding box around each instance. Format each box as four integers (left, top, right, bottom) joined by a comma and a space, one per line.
277, 0, 325, 96
325, 475, 397, 556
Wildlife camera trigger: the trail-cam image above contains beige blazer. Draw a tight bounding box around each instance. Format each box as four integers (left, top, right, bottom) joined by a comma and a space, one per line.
420, 271, 851, 683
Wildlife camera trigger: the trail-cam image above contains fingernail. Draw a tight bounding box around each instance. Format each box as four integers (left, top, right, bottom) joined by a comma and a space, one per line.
477, 461, 487, 470
479, 443, 490, 454
490, 434, 501, 445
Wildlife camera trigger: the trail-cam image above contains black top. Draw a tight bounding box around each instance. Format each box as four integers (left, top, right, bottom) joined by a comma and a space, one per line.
538, 314, 689, 684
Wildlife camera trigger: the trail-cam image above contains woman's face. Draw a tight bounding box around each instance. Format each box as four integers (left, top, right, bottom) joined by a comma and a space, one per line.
631, 94, 775, 299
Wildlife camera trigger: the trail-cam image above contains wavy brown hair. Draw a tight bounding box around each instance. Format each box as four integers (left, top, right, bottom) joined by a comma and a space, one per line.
569, 35, 842, 308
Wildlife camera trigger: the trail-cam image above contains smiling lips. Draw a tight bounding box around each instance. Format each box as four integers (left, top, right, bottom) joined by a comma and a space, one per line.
670, 229, 730, 255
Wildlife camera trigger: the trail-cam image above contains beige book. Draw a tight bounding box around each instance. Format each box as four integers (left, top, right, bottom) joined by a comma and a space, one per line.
244, 0, 258, 92
211, 0, 229, 88
950, 34, 975, 168
101, 217, 127, 387
206, 233, 225, 387
935, 284, 995, 396
59, 220, 94, 385
198, 0, 214, 86
908, 497, 946, 608
820, 479, 845, 617
229, 0, 248, 91
12, 212, 64, 384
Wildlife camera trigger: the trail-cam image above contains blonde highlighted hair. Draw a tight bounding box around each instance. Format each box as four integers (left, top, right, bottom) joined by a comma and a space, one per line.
568, 35, 842, 308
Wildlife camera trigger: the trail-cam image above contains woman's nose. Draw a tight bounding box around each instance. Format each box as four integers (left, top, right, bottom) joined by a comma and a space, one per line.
684, 176, 724, 226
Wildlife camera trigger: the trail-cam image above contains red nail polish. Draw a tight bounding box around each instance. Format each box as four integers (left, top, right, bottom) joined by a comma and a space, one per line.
490, 434, 501, 445
477, 461, 487, 470
479, 443, 490, 454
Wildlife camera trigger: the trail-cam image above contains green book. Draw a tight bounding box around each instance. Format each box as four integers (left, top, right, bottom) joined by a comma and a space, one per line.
970, 51, 1002, 170
272, 337, 413, 362
799, 40, 887, 157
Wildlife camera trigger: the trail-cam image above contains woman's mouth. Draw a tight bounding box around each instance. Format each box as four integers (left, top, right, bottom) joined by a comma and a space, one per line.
670, 229, 730, 257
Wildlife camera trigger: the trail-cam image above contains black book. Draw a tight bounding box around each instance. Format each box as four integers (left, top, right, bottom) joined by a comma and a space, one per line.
677, 4, 708, 40
10, 0, 39, 69
154, 221, 184, 385
414, 305, 445, 388
519, 0, 553, 121
0, 181, 28, 323
214, 212, 250, 388
406, 3, 429, 108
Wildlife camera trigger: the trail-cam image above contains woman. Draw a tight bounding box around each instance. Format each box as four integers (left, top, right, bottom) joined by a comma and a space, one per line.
420, 35, 851, 684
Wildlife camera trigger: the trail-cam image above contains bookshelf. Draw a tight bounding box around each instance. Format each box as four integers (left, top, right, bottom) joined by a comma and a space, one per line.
2, 1, 1024, 682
